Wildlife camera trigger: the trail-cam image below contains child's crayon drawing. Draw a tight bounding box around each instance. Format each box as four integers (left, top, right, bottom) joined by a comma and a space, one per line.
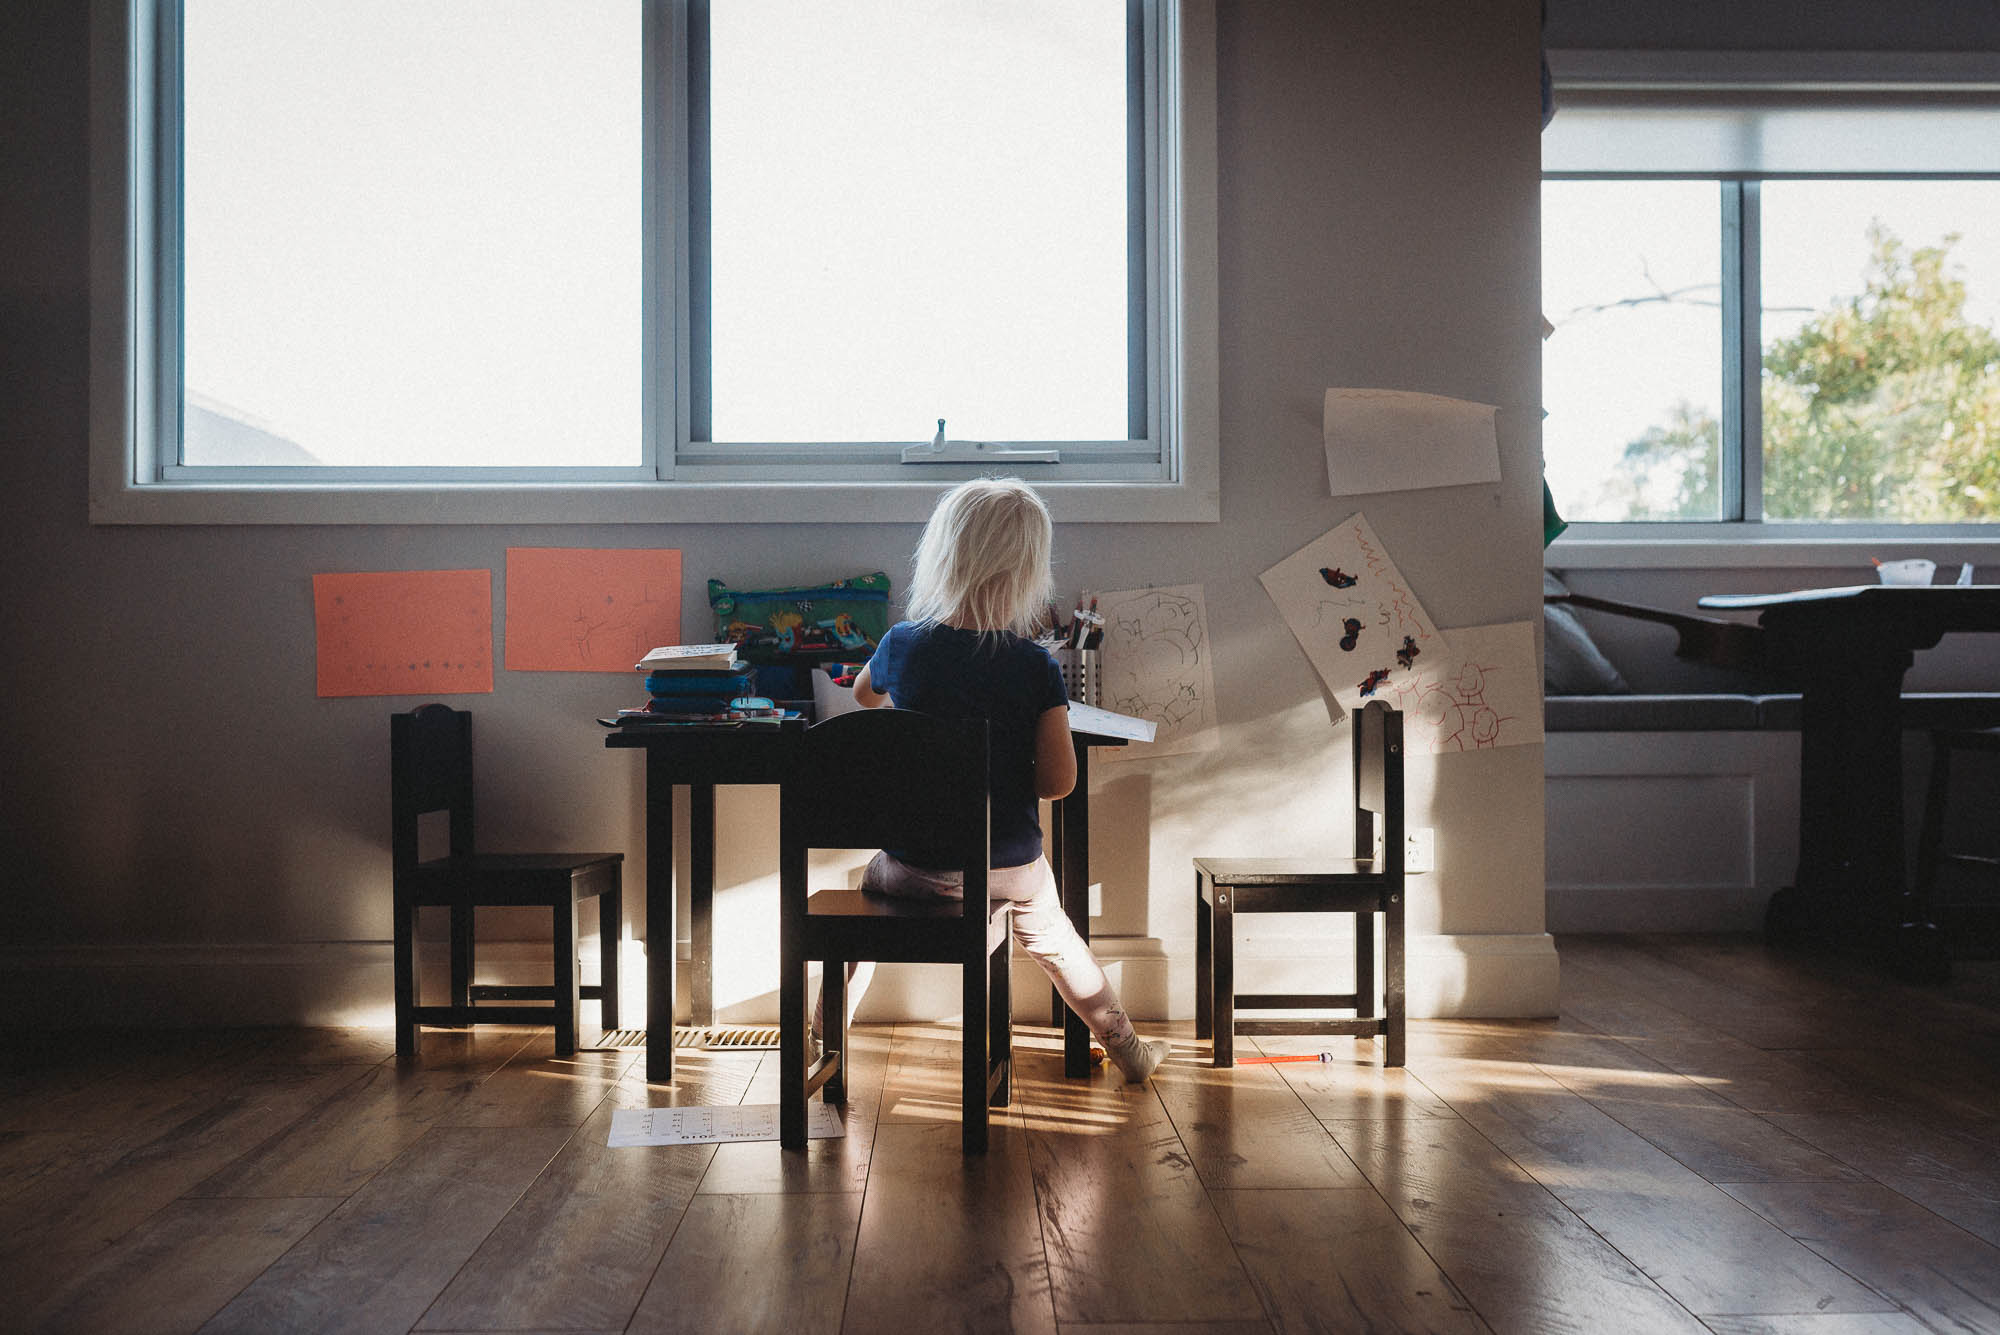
314, 569, 493, 697
1089, 582, 1220, 762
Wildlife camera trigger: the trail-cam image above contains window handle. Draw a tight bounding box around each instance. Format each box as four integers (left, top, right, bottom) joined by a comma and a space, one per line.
900, 418, 1059, 465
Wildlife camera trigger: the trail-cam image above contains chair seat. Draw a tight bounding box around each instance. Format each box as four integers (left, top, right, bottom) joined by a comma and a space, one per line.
1193, 856, 1389, 884
402, 853, 622, 907
805, 888, 1011, 960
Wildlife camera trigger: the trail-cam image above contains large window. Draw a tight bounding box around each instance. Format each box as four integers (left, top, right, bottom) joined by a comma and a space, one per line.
92, 0, 1218, 523
1541, 78, 2000, 542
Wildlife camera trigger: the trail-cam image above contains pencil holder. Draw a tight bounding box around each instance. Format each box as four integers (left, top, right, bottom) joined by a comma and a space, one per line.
1054, 648, 1101, 707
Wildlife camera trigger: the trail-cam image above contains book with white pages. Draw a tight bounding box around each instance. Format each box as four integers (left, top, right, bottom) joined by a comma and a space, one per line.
1066, 700, 1157, 743
636, 643, 742, 672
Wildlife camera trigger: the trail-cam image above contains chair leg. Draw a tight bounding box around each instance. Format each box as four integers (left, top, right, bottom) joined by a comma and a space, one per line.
780, 914, 807, 1151
824, 958, 847, 1106
450, 904, 474, 1017
962, 953, 989, 1154
989, 935, 1012, 1107
394, 893, 418, 1059
1194, 867, 1212, 1041
1354, 908, 1376, 1022
1384, 896, 1406, 1068
1212, 883, 1235, 1068
1914, 736, 1953, 925
554, 896, 580, 1058
598, 882, 622, 1032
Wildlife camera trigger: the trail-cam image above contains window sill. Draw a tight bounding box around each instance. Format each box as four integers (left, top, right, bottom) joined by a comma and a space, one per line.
1549, 523, 2000, 570
87, 476, 1222, 526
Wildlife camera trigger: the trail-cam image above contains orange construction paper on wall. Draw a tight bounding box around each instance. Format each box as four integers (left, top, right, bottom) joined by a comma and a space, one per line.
313, 569, 494, 697
504, 547, 683, 672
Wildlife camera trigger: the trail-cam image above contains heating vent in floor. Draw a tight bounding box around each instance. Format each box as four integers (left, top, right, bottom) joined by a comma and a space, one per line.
702, 1026, 781, 1050
584, 1027, 702, 1050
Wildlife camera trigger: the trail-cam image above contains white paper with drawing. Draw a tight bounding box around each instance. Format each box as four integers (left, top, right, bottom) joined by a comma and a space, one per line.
1370, 620, 1542, 753
1323, 388, 1499, 496
1258, 514, 1447, 711
1088, 583, 1219, 761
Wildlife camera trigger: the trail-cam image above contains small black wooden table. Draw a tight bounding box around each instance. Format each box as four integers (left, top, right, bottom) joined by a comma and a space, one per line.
607, 718, 1124, 1083
1698, 584, 2000, 976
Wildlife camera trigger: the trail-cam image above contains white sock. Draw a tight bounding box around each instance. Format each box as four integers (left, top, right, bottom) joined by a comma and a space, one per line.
1105, 1032, 1170, 1082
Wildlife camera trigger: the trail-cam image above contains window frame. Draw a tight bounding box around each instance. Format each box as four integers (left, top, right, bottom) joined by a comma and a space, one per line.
88, 0, 1219, 524
1542, 52, 2000, 568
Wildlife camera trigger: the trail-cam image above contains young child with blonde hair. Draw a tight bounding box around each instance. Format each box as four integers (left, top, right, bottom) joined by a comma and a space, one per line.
831, 477, 1169, 1083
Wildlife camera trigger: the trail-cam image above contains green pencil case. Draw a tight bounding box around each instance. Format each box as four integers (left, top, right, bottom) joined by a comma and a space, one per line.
708, 572, 892, 665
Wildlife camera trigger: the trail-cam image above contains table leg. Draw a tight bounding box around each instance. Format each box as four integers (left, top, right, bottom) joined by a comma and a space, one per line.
1060, 740, 1093, 1078
690, 783, 716, 1028
644, 752, 676, 1084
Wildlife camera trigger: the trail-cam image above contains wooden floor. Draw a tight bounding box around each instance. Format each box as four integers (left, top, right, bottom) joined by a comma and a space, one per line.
5, 936, 2000, 1334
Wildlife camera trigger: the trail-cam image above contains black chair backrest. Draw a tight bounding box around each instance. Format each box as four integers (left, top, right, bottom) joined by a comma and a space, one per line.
1351, 700, 1404, 875
781, 708, 991, 901
390, 703, 475, 871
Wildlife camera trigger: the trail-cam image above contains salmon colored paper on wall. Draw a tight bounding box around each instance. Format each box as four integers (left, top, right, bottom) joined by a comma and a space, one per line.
504, 547, 683, 672
313, 569, 494, 697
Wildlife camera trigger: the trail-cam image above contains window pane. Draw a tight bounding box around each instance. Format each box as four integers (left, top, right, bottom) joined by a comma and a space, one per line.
1542, 180, 1724, 521
1761, 180, 2000, 523
706, 1, 1130, 444
181, 1, 642, 468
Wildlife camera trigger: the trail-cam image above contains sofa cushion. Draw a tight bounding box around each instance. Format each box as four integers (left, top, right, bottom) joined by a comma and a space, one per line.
1543, 571, 1632, 695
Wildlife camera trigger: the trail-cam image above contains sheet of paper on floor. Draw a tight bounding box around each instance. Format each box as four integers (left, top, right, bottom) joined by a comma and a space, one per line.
608, 1102, 843, 1147
1258, 513, 1447, 713
1087, 582, 1221, 761
1322, 387, 1500, 496
1369, 620, 1543, 753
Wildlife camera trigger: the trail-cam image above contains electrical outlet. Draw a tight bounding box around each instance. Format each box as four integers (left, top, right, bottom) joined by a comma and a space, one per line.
1089, 881, 1104, 917
1406, 827, 1435, 874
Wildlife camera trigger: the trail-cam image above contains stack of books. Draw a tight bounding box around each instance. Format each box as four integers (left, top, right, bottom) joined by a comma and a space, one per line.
632, 643, 758, 719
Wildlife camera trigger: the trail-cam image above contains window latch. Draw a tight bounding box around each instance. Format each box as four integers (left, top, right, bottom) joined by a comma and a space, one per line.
900, 418, 1059, 465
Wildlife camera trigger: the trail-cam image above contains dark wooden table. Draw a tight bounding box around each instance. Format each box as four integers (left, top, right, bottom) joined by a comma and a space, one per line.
607, 719, 1123, 1083
1698, 583, 2000, 977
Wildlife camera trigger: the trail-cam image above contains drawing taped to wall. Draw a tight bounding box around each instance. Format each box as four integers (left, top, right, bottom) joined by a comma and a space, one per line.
313, 569, 493, 697
1373, 620, 1543, 753
1259, 513, 1447, 715
505, 547, 683, 672
1088, 582, 1220, 761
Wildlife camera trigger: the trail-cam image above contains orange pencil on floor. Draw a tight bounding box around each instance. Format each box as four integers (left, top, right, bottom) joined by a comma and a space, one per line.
1234, 1051, 1336, 1064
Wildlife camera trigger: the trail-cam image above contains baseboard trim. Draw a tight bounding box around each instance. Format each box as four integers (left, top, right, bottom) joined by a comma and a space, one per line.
1, 930, 1559, 1028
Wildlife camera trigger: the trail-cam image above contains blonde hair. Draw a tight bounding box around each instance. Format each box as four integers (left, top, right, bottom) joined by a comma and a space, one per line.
906, 478, 1055, 636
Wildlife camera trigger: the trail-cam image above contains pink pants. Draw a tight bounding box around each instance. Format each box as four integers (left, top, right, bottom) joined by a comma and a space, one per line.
814, 851, 1137, 1048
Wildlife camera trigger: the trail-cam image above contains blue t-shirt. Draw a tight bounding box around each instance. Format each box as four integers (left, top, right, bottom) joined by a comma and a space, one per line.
864, 620, 1070, 869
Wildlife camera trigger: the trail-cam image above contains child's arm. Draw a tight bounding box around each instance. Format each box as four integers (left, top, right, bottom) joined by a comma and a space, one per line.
851, 662, 890, 708
1033, 704, 1078, 800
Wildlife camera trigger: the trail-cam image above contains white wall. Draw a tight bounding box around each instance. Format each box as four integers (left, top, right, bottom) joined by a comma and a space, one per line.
0, 0, 1556, 1028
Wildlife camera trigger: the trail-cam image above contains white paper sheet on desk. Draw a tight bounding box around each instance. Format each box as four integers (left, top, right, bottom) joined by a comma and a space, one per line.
1067, 700, 1158, 743
1369, 620, 1543, 753
608, 1102, 842, 1147
1087, 583, 1219, 761
1259, 512, 1447, 712
1323, 388, 1500, 496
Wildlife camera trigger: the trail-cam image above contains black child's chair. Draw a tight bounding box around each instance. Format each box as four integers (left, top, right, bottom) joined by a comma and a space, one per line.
1194, 699, 1406, 1068
779, 709, 1012, 1153
391, 704, 623, 1059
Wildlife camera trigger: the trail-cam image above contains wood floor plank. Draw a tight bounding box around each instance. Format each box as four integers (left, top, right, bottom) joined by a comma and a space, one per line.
1249, 1034, 1458, 1123
1699, 1316, 1941, 1334
0, 1061, 371, 1311
418, 1046, 759, 1332
1208, 1187, 1487, 1333
1410, 1053, 1895, 1318
1053, 1324, 1273, 1335
197, 1125, 572, 1335
845, 1120, 1056, 1335
24, 1195, 339, 1335
1151, 1052, 1370, 1190
1758, 1105, 2000, 1249
1722, 1180, 2000, 1335
1013, 1046, 1265, 1326
1329, 1115, 1711, 1334
627, 1191, 863, 1335
697, 1024, 888, 1196
438, 1032, 637, 1128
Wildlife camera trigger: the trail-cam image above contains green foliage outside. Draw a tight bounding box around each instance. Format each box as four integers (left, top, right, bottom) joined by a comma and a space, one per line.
1600, 224, 2000, 522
